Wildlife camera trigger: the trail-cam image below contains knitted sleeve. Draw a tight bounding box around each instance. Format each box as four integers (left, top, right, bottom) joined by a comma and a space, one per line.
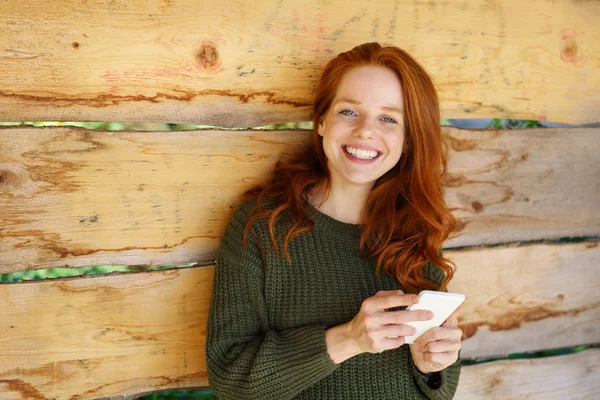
410, 255, 462, 399
205, 201, 340, 399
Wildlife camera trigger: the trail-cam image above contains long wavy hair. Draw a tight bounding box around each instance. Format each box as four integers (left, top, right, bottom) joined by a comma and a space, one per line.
242, 42, 457, 293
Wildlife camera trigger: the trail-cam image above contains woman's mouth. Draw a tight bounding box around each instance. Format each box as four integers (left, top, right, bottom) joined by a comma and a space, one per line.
342, 145, 382, 163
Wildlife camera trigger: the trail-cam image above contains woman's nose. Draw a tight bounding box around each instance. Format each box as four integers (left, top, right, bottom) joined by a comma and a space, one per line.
353, 117, 375, 139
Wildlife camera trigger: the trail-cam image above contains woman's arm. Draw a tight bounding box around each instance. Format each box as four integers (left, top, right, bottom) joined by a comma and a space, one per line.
409, 258, 462, 399
205, 203, 340, 400
411, 355, 461, 399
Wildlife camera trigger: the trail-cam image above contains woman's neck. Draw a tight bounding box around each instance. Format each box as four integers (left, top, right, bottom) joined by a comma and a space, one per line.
307, 180, 373, 224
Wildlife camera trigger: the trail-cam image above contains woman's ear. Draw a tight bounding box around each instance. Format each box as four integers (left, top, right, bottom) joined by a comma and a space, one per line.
317, 116, 324, 137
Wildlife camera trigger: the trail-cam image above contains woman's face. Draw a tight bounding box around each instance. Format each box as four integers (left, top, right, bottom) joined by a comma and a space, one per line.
318, 65, 405, 190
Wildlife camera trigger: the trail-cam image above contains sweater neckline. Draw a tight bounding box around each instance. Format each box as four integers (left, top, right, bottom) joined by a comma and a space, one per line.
304, 202, 362, 242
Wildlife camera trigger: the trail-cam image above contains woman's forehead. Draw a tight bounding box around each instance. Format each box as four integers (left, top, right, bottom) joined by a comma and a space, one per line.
332, 66, 404, 110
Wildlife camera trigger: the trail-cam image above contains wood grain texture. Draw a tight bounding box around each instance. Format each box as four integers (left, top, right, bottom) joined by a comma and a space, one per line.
450, 241, 600, 359
0, 267, 213, 399
1, 0, 599, 126
2, 126, 599, 273
0, 243, 598, 398
442, 126, 600, 248
456, 349, 600, 400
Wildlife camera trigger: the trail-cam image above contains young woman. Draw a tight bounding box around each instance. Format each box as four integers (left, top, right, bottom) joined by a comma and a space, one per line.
206, 42, 462, 399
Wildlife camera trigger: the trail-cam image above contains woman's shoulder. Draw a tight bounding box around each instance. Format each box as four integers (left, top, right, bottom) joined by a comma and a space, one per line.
224, 196, 292, 255
233, 196, 280, 217
229, 196, 286, 230
233, 197, 259, 218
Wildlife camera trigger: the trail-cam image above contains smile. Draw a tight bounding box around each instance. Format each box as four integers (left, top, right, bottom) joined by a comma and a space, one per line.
342, 145, 382, 162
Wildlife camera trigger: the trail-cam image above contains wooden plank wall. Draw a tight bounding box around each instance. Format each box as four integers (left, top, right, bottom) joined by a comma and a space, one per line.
0, 0, 599, 126
1, 0, 599, 399
1, 243, 599, 399
1, 126, 598, 272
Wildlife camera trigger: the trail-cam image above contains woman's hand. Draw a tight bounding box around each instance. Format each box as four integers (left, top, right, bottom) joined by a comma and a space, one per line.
409, 306, 463, 373
325, 290, 433, 364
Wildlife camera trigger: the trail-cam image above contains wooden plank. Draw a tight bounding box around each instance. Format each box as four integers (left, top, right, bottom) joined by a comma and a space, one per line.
451, 242, 600, 359
1, 126, 599, 273
1, 0, 598, 126
442, 126, 600, 247
0, 267, 213, 399
0, 242, 598, 398
456, 349, 600, 400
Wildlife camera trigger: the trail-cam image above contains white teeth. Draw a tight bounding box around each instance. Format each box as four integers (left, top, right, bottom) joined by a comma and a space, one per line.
345, 146, 378, 160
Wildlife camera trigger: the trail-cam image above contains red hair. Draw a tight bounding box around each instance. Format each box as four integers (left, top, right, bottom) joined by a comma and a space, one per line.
242, 42, 457, 293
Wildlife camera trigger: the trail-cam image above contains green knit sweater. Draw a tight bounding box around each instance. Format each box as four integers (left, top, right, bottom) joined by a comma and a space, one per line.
206, 198, 461, 399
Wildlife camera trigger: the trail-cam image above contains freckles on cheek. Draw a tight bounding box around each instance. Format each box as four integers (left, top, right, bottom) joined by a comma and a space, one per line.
328, 117, 347, 131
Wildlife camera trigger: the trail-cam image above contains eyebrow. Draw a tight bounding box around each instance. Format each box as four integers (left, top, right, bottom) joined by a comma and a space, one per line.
334, 98, 404, 115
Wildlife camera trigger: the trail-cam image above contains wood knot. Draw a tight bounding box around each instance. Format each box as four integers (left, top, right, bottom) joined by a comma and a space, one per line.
561, 39, 578, 64
195, 41, 221, 71
72, 42, 80, 49
471, 201, 484, 212
0, 169, 24, 191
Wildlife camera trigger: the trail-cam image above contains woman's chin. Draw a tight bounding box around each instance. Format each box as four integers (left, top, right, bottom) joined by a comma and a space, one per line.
341, 174, 380, 187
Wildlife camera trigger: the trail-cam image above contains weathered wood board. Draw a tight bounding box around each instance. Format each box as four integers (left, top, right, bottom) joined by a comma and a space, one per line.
0, 242, 597, 398
1, 126, 599, 273
0, 266, 213, 399
1, 0, 599, 126
443, 127, 600, 247
449, 242, 600, 359
456, 349, 600, 400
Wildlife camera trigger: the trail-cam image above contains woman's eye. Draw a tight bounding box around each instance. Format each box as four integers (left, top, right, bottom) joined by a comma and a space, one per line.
382, 116, 397, 124
340, 109, 357, 116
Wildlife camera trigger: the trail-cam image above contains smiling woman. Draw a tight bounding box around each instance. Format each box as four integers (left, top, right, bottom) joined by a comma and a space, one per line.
206, 42, 461, 400
315, 65, 406, 199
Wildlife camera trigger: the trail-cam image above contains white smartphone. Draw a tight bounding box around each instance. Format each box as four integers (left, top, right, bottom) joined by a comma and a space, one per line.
402, 290, 465, 344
